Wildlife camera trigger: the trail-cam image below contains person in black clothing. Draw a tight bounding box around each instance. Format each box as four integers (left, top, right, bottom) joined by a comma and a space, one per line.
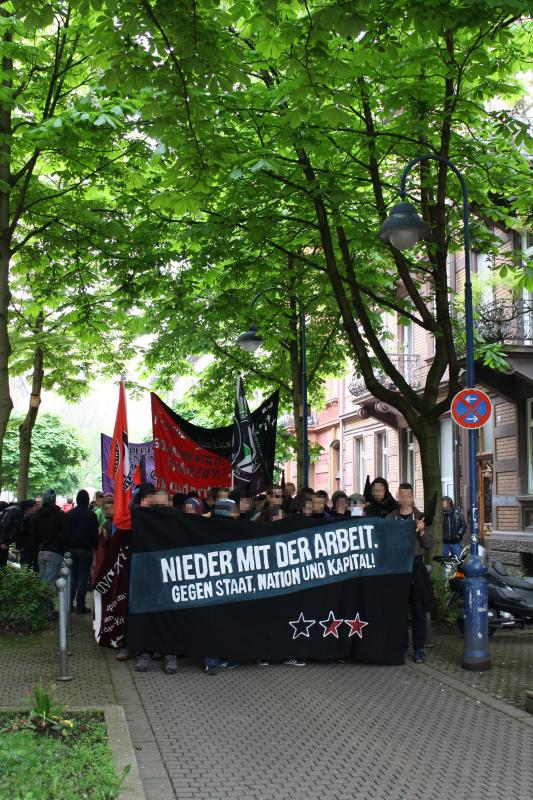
365, 477, 399, 518
388, 483, 434, 663
18, 500, 39, 571
330, 491, 349, 518
65, 489, 99, 613
34, 488, 66, 598
442, 496, 466, 558
0, 502, 23, 567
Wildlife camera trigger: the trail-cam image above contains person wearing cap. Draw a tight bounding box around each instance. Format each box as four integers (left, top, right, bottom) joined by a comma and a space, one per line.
348, 493, 367, 518
33, 489, 66, 596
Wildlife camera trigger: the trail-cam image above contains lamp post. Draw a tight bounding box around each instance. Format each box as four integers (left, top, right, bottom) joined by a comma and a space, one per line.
379, 154, 491, 672
236, 291, 311, 488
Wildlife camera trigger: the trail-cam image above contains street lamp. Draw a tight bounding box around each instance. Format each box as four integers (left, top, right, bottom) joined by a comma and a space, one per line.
379, 153, 491, 672
236, 291, 312, 488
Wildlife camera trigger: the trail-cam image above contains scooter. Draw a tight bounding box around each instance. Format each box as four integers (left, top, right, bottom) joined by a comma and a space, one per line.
434, 546, 533, 636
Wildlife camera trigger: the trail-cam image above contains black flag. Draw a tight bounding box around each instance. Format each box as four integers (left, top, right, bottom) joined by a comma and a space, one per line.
231, 376, 277, 494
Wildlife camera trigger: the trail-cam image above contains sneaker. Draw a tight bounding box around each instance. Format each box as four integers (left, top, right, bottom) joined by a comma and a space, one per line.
134, 653, 151, 672
257, 659, 270, 666
115, 648, 130, 662
414, 648, 425, 663
220, 660, 239, 670
163, 655, 177, 675
283, 658, 306, 667
204, 664, 220, 675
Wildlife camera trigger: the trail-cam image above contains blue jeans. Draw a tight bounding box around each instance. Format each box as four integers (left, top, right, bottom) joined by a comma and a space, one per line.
204, 657, 223, 667
38, 551, 62, 586
442, 542, 462, 559
70, 548, 93, 610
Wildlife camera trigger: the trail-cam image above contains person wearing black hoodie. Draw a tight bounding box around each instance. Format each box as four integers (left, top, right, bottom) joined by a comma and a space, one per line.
365, 477, 399, 518
65, 490, 99, 614
34, 488, 66, 589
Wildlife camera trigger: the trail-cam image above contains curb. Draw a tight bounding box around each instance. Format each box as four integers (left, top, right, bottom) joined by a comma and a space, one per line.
104, 704, 146, 800
407, 661, 533, 728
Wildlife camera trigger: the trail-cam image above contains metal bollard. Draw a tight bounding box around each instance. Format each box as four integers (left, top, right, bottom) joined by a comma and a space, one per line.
64, 557, 73, 632
60, 564, 72, 635
55, 577, 73, 682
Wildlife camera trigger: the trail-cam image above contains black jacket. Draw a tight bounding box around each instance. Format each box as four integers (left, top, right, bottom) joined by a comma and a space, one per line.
65, 506, 99, 550
443, 505, 466, 544
0, 504, 23, 547
366, 493, 399, 519
33, 504, 66, 555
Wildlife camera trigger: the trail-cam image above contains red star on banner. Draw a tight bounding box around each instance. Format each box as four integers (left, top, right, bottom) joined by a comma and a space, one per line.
319, 610, 343, 639
344, 613, 369, 639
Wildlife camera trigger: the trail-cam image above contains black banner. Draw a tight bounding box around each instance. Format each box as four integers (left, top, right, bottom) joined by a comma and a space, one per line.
232, 375, 276, 494
127, 510, 415, 664
93, 531, 130, 649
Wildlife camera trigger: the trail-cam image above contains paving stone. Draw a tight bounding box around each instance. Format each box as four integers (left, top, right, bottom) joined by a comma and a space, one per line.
2, 607, 533, 799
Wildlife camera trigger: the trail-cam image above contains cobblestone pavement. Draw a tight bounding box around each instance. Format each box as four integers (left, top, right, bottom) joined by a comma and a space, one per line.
429, 626, 533, 710
2, 612, 533, 800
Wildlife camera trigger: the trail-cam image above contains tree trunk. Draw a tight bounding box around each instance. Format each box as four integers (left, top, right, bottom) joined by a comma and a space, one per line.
289, 341, 305, 490
416, 417, 443, 555
17, 344, 44, 500
0, 13, 14, 492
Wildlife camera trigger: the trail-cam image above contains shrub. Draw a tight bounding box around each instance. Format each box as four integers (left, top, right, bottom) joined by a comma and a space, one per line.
0, 565, 51, 631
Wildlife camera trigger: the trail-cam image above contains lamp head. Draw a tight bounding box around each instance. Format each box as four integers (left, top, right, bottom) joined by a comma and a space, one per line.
379, 201, 429, 250
235, 324, 263, 353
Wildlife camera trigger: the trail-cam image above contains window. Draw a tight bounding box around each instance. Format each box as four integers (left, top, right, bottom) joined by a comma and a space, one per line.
353, 437, 365, 494
401, 428, 415, 485
523, 234, 533, 342
375, 431, 388, 480
439, 419, 454, 499
528, 399, 533, 494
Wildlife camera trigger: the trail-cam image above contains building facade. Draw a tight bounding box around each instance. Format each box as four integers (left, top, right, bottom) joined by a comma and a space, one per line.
282, 228, 533, 572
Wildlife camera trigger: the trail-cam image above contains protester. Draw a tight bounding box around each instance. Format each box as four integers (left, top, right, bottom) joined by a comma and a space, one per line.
388, 483, 434, 663
365, 478, 398, 518
184, 496, 203, 515
0, 502, 23, 568
442, 496, 466, 558
331, 491, 349, 517
348, 493, 366, 517
32, 489, 66, 616
19, 500, 39, 570
290, 494, 313, 517
311, 493, 330, 519
93, 491, 106, 527
282, 481, 296, 514
63, 497, 74, 513
314, 489, 330, 514
65, 490, 99, 614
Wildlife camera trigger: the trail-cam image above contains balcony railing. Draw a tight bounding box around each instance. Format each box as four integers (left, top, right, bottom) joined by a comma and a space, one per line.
278, 411, 319, 429
475, 299, 533, 344
348, 353, 421, 398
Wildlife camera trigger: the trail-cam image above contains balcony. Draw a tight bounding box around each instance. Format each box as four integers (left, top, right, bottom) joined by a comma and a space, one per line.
348, 353, 421, 398
278, 411, 319, 429
475, 299, 533, 345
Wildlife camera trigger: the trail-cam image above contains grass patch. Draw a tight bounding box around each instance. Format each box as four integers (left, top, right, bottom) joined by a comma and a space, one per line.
0, 710, 126, 799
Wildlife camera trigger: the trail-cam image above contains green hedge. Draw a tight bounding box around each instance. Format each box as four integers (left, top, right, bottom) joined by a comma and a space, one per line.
0, 565, 51, 631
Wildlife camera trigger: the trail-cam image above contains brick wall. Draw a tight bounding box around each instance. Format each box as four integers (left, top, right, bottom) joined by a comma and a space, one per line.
495, 435, 517, 460
496, 471, 518, 495
494, 401, 516, 426
496, 506, 519, 531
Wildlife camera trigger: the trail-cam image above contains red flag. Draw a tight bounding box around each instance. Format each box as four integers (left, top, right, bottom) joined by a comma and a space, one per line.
132, 462, 142, 486
108, 381, 132, 529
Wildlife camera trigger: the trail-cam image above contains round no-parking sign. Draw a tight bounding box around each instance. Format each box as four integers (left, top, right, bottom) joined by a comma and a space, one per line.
451, 388, 492, 429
